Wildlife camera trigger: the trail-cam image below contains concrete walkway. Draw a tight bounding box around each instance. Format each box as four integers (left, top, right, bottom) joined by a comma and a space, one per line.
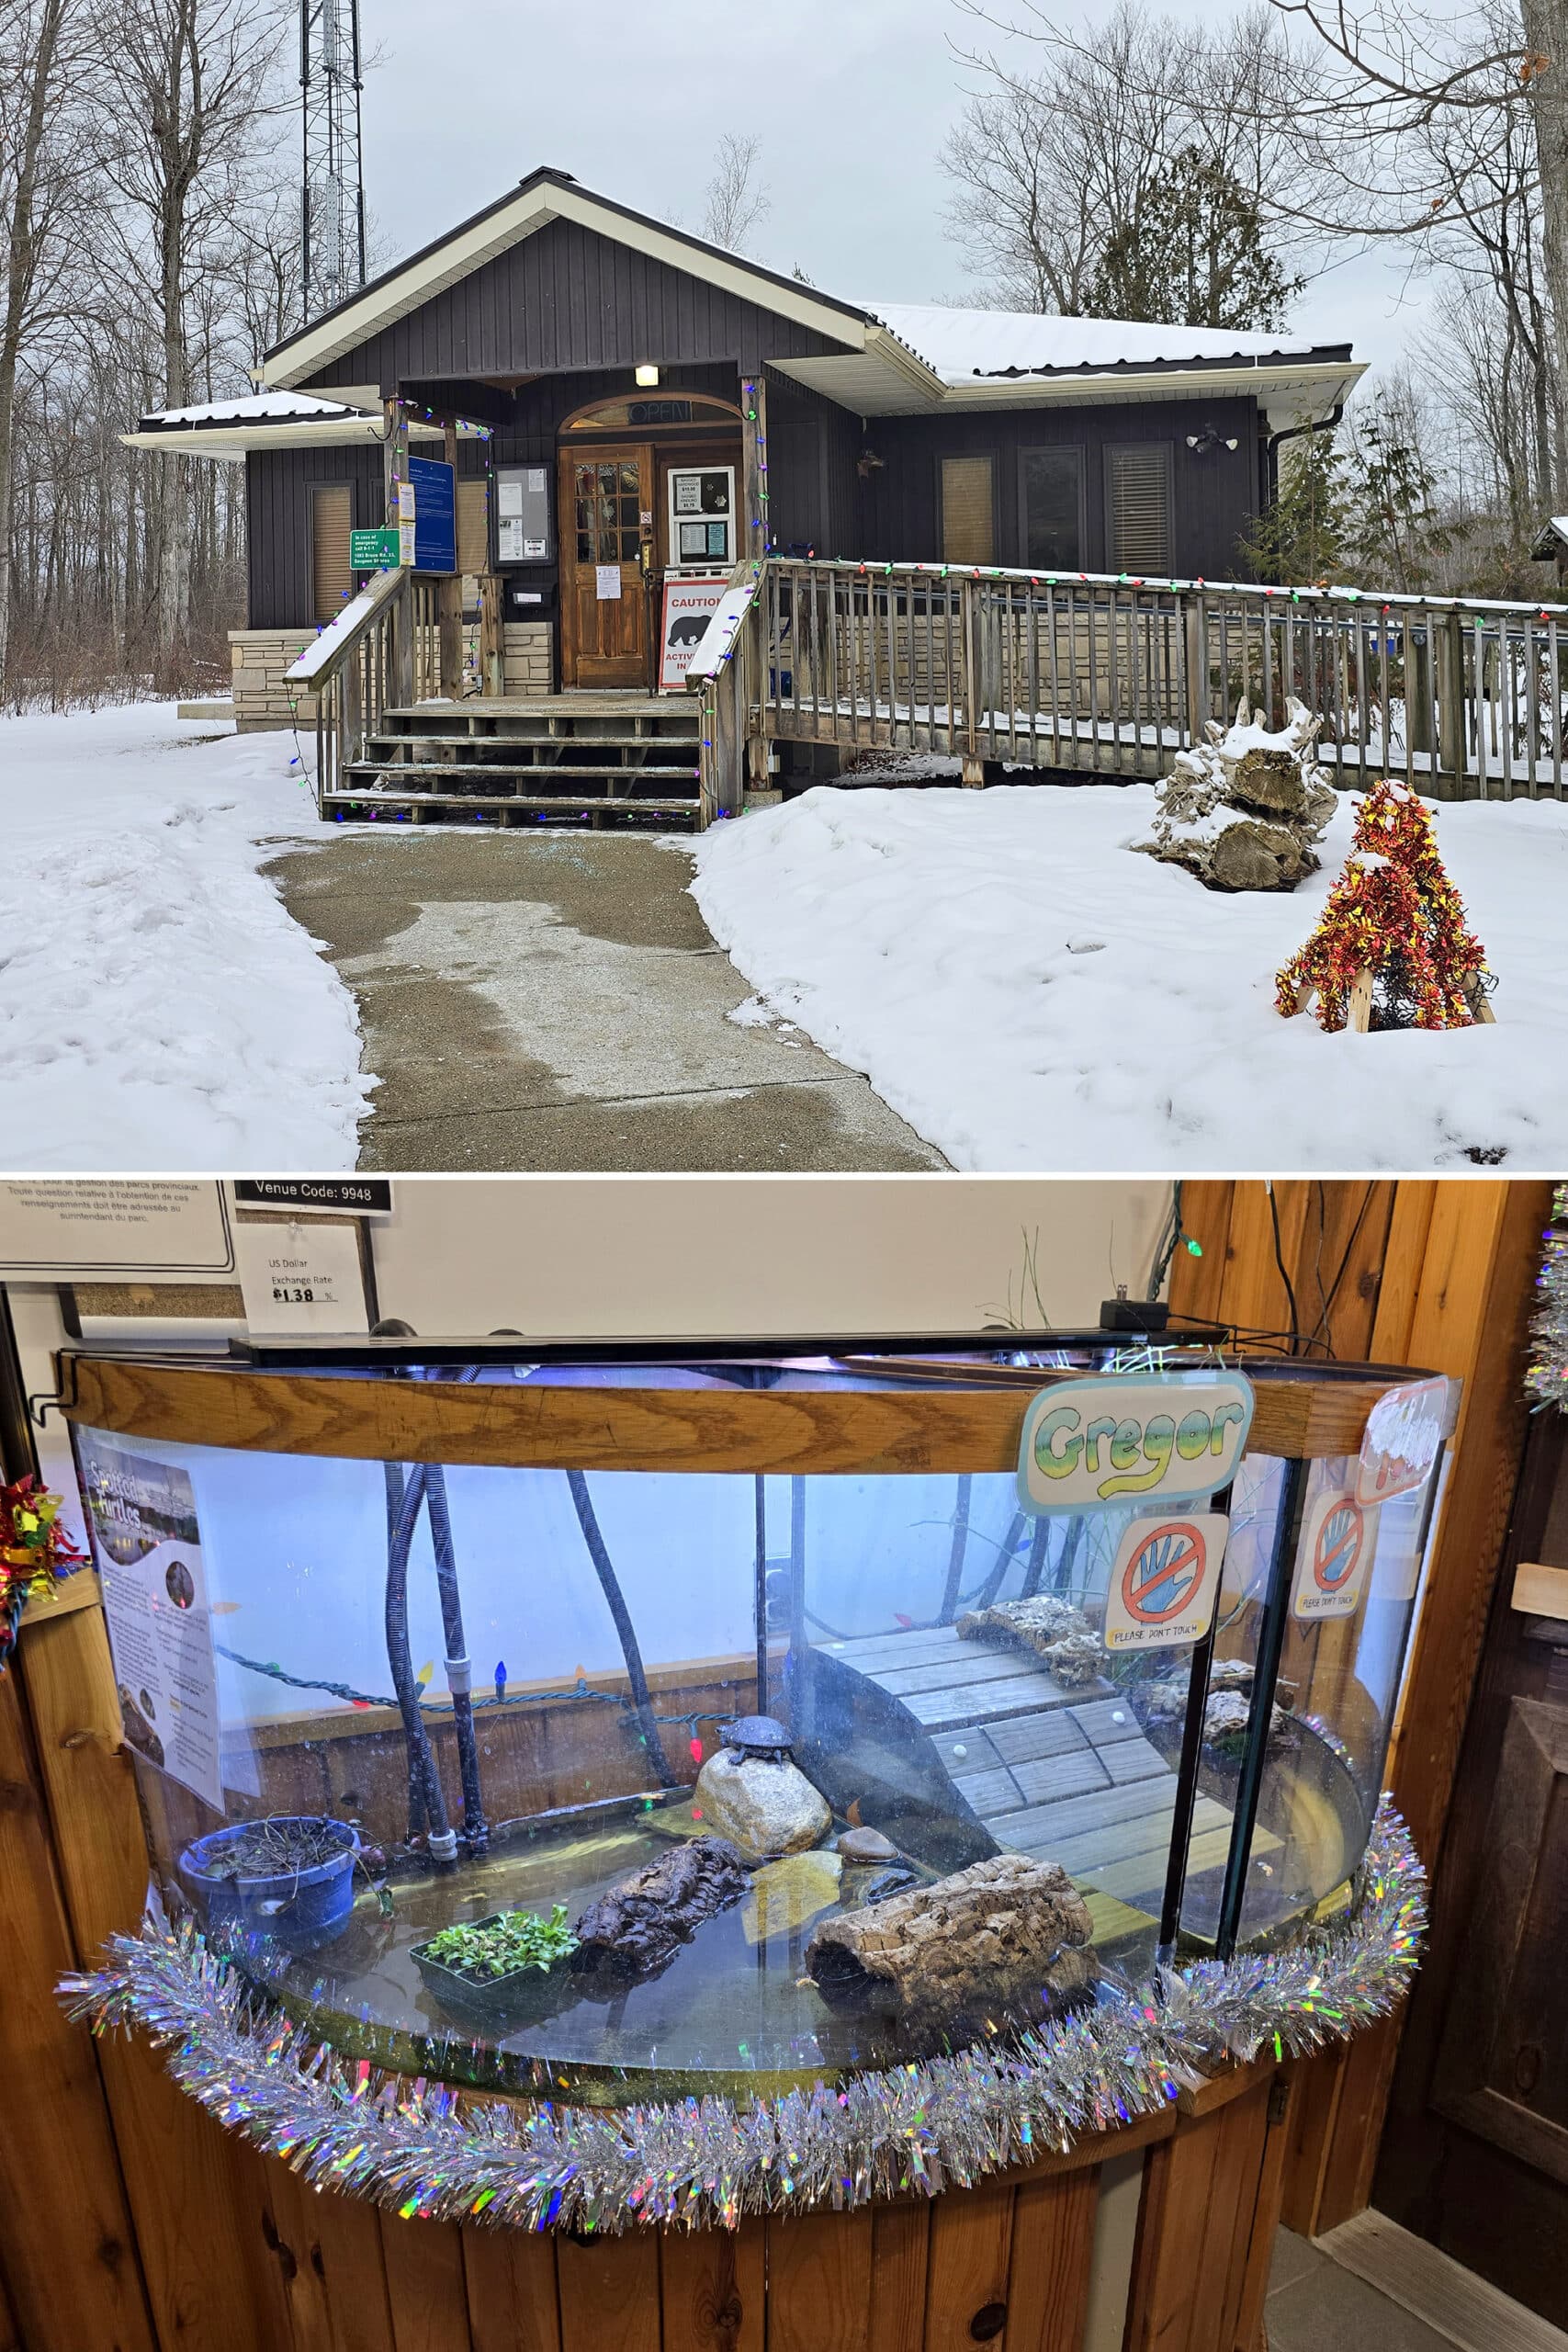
264, 831, 946, 1171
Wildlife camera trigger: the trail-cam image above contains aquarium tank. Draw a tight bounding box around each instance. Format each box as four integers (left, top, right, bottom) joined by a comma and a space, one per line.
63, 1335, 1450, 2106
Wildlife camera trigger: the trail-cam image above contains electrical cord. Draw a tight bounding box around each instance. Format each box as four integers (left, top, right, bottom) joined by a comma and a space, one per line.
1266, 1182, 1303, 1357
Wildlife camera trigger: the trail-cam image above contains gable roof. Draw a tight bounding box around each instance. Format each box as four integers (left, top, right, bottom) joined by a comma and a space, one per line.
259, 165, 1362, 425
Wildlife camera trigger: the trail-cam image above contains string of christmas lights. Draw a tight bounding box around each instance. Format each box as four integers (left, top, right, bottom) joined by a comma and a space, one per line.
59, 1802, 1427, 2235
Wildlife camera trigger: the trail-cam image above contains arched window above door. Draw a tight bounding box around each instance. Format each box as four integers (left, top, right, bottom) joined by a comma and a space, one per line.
560, 393, 743, 435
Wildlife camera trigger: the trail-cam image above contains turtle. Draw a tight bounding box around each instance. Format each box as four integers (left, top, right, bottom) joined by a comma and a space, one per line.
717, 1713, 795, 1763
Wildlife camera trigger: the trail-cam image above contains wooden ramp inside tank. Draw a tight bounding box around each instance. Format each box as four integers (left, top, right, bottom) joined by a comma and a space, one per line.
824, 1622, 1277, 1944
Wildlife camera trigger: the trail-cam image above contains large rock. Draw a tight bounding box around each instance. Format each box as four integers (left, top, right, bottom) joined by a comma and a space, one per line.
806, 1853, 1096, 2033
694, 1749, 830, 1861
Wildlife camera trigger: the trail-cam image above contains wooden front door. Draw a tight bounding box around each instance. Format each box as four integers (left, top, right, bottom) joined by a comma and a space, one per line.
559, 443, 653, 687
1374, 1407, 1568, 2328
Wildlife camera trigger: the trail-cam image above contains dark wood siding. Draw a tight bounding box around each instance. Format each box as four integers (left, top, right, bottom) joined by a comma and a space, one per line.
304, 217, 852, 393
855, 395, 1263, 578
244, 439, 488, 629
763, 368, 861, 559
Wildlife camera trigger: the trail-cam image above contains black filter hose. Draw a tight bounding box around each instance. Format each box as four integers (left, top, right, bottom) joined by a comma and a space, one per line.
565, 1470, 676, 1789
422, 1462, 490, 1851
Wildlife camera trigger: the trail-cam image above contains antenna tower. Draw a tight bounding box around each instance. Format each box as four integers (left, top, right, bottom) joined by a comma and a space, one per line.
300, 0, 367, 322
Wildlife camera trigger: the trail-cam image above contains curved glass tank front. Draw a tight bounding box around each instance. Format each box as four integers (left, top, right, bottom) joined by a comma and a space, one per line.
67, 1343, 1444, 2105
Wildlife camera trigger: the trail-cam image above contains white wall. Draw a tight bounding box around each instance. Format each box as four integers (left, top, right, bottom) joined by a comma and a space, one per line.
365, 1177, 1171, 1339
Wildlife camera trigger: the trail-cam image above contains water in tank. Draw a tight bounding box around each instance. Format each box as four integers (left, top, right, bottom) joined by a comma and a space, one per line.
68, 1340, 1446, 2103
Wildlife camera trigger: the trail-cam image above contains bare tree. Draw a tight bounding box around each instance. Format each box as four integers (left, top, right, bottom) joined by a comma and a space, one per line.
0, 0, 89, 693
88, 0, 289, 673
701, 133, 771, 254
942, 3, 1317, 317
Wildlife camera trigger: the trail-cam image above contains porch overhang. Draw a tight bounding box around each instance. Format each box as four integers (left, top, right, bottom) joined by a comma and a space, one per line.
121, 390, 492, 460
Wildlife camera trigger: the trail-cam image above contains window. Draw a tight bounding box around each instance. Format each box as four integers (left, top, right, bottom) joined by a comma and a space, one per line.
310, 483, 353, 624
1021, 447, 1083, 569
941, 454, 996, 565
1104, 444, 1173, 577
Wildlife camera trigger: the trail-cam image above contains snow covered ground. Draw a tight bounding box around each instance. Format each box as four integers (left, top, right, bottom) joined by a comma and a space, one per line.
691, 778, 1568, 1170
1, 704, 370, 1170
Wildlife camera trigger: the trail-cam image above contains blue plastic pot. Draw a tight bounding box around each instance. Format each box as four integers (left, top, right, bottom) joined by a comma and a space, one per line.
179, 1816, 359, 1952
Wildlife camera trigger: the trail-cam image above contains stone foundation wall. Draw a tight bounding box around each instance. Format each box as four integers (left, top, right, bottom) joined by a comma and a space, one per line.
231, 617, 556, 723
502, 621, 554, 695
230, 629, 321, 732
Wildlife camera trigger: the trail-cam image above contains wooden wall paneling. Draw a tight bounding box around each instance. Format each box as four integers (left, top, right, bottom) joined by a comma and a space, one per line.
257, 2165, 343, 2352
1184, 2081, 1271, 2352
1123, 2075, 1278, 2352
17, 1602, 297, 2352
0, 1667, 158, 2352
1230, 2070, 1295, 2352
660, 2219, 766, 2352
923, 2178, 1015, 2350
1214, 1181, 1313, 1344
1294, 1182, 1398, 1363
1366, 1182, 1438, 1363
1283, 1181, 1553, 2235
1383, 1181, 1549, 1836
284, 2183, 398, 2352
462, 2225, 561, 2352
1004, 2166, 1100, 2352
0, 2264, 24, 2352
378, 2214, 475, 2352
766, 2206, 875, 2352
554, 2232, 660, 2352
1166, 1183, 1235, 1329
868, 2202, 931, 2352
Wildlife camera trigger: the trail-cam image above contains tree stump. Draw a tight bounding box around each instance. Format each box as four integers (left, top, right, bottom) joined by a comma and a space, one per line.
805, 1853, 1096, 2032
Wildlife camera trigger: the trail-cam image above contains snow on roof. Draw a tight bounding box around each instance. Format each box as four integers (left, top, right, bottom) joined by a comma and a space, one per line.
861, 301, 1324, 382
140, 390, 368, 427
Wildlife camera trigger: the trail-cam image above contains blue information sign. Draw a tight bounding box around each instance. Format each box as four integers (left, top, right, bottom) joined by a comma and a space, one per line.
408, 454, 457, 574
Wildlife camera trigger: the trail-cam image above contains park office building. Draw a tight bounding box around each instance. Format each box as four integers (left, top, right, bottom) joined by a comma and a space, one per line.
128, 164, 1364, 741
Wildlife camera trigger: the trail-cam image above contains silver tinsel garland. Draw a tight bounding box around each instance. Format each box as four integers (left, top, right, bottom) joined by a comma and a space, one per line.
1527, 1183, 1568, 1415
58, 1800, 1426, 2235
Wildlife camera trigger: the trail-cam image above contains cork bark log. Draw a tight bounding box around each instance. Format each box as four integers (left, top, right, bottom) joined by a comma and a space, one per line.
572, 1835, 750, 1982
805, 1853, 1096, 2030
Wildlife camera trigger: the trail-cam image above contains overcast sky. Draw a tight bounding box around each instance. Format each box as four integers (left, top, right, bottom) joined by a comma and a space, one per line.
359, 0, 1427, 380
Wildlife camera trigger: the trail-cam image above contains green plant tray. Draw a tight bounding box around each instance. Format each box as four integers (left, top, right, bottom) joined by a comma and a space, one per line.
411, 1913, 580, 2032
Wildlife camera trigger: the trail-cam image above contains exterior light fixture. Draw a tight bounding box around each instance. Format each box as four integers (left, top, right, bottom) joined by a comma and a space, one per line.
1186, 424, 1241, 454
636, 364, 660, 388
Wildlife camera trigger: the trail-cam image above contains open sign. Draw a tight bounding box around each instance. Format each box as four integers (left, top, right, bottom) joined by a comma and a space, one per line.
1018, 1373, 1255, 1514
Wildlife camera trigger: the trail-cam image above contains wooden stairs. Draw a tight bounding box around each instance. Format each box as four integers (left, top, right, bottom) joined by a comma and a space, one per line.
325, 694, 705, 829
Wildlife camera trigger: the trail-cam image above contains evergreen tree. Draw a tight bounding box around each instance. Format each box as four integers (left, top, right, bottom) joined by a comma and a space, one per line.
1241, 428, 1351, 584
1343, 405, 1450, 594
1085, 148, 1304, 332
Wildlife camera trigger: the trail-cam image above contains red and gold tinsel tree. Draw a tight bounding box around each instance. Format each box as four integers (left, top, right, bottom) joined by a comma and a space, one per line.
1276, 780, 1490, 1032
0, 1476, 87, 1677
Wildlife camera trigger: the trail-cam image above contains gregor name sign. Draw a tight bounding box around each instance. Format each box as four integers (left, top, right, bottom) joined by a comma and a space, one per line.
1018, 1371, 1256, 1513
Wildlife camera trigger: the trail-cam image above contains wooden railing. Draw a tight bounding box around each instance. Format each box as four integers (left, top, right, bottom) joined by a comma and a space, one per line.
684, 560, 766, 823
285, 566, 444, 811
734, 556, 1568, 800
